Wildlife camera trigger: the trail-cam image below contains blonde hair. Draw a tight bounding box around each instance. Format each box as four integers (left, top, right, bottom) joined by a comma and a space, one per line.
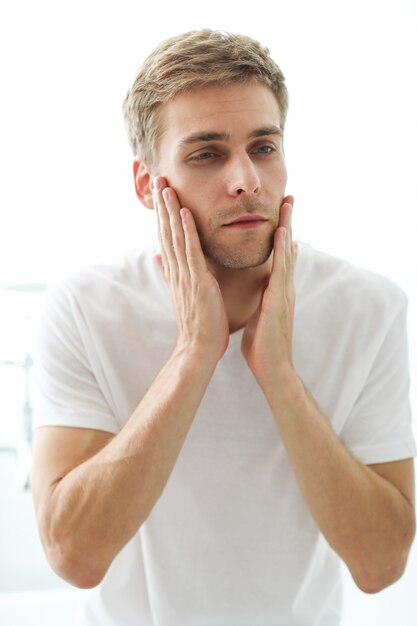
122, 29, 288, 168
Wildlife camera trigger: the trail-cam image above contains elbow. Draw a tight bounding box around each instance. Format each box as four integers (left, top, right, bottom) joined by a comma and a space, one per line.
37, 513, 112, 589
349, 510, 416, 594
353, 568, 402, 595
44, 538, 108, 589
50, 548, 106, 589
351, 548, 412, 594
353, 570, 403, 595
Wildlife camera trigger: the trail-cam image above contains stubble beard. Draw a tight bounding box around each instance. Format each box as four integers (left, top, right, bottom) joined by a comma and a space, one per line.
196, 198, 278, 270
198, 230, 275, 269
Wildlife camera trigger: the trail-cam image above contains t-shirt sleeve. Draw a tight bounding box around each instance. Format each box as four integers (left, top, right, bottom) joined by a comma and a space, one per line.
340, 293, 416, 464
33, 280, 120, 434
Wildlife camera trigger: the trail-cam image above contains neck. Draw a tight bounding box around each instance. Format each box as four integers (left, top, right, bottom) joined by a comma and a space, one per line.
207, 255, 273, 334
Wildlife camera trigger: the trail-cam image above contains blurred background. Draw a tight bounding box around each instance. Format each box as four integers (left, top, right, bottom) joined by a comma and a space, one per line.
0, 0, 416, 624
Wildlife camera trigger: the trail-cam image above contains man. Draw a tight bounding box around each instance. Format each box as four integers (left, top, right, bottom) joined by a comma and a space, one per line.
32, 29, 416, 625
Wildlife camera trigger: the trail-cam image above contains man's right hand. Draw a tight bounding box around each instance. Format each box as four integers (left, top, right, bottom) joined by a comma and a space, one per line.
32, 181, 228, 590
153, 176, 230, 362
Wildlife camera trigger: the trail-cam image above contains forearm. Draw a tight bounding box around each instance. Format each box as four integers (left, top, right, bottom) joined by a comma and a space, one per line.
40, 347, 217, 588
265, 367, 416, 593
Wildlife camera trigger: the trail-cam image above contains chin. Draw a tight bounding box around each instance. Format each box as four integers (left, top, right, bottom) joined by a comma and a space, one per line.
204, 242, 273, 270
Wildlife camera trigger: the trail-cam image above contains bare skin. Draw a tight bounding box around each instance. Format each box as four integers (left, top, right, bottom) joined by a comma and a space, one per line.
154, 177, 416, 594
32, 83, 415, 592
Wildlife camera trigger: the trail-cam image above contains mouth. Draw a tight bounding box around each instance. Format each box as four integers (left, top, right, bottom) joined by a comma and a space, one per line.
222, 214, 268, 230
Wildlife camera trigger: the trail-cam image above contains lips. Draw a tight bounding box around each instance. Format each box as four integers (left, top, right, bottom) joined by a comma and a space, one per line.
223, 214, 267, 226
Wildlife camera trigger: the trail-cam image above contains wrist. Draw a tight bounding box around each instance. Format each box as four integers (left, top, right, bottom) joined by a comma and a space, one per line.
171, 342, 220, 377
260, 365, 306, 410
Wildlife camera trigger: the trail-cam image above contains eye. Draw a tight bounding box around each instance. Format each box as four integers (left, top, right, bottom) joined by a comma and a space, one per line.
190, 151, 218, 161
253, 145, 276, 155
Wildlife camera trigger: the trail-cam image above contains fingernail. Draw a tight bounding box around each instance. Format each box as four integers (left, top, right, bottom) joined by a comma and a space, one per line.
153, 177, 160, 191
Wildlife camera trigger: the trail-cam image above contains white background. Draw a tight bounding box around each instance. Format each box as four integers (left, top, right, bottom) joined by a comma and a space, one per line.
0, 0, 416, 624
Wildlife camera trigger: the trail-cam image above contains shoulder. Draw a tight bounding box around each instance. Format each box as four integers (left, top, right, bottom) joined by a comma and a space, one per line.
295, 241, 408, 329
42, 243, 166, 323
46, 243, 161, 302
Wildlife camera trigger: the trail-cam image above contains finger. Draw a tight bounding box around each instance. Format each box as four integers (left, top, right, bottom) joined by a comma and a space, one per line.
153, 177, 169, 244
285, 204, 294, 289
278, 200, 292, 230
153, 177, 173, 280
285, 222, 294, 295
279, 199, 295, 290
287, 197, 295, 255
270, 226, 287, 293
180, 208, 208, 276
162, 187, 189, 280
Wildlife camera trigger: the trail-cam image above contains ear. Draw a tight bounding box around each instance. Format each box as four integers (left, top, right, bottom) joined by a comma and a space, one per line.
133, 160, 154, 209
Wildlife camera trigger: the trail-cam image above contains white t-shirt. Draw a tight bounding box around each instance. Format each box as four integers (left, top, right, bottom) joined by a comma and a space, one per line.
34, 241, 416, 626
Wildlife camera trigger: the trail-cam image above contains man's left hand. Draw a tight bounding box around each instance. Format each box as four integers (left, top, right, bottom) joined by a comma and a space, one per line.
241, 197, 296, 397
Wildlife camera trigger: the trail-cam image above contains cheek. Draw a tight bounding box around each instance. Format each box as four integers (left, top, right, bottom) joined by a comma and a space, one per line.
280, 161, 287, 179
168, 181, 195, 213
272, 161, 287, 186
266, 164, 287, 202
167, 171, 216, 220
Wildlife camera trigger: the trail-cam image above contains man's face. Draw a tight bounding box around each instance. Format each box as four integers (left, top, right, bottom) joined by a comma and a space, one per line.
155, 81, 288, 270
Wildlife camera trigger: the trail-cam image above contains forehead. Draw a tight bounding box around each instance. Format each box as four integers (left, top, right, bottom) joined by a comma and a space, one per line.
157, 82, 282, 149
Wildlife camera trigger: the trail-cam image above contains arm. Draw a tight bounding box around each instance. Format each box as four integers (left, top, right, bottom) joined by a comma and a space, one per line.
266, 372, 415, 593
31, 176, 229, 589
241, 205, 416, 593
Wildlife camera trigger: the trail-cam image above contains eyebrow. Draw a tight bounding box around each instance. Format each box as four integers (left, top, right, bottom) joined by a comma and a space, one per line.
177, 125, 283, 147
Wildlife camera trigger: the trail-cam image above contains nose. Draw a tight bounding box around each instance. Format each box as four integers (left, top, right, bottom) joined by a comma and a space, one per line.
226, 153, 261, 197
